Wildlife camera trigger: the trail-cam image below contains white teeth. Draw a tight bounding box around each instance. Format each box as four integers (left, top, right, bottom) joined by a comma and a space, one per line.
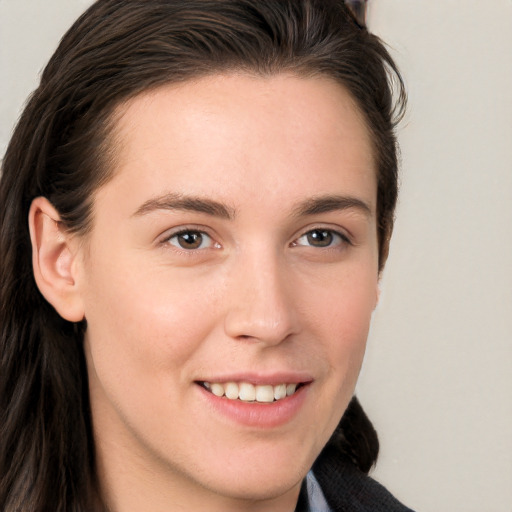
286, 383, 297, 396
225, 382, 239, 400
210, 383, 225, 397
202, 381, 301, 402
255, 385, 274, 403
274, 383, 287, 400
239, 382, 256, 401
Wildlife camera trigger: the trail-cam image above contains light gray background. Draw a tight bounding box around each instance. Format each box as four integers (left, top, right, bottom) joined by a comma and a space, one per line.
1, 1, 511, 511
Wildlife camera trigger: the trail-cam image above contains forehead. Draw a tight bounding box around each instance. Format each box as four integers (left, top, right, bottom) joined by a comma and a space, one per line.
101, 73, 376, 214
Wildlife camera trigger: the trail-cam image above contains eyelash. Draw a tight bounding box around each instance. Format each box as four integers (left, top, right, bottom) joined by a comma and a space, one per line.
164, 228, 218, 251
291, 227, 351, 249
161, 226, 351, 252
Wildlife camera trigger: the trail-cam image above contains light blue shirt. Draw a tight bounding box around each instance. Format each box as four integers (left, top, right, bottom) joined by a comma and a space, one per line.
306, 471, 332, 512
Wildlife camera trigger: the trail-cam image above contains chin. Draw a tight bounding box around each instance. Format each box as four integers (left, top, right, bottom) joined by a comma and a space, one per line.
195, 439, 317, 502
207, 467, 305, 503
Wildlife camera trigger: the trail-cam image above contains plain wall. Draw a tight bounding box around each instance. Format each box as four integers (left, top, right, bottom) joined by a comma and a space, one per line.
1, 1, 511, 511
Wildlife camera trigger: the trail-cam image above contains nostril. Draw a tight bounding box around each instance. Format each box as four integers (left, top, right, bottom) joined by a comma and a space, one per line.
223, 284, 299, 345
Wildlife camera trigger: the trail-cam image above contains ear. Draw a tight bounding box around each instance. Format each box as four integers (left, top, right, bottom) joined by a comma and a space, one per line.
29, 197, 85, 322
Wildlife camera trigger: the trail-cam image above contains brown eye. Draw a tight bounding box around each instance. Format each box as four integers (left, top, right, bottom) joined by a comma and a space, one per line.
169, 231, 212, 250
295, 229, 348, 248
306, 229, 333, 247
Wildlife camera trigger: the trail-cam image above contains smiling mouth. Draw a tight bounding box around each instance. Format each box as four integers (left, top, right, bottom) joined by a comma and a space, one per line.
197, 381, 306, 403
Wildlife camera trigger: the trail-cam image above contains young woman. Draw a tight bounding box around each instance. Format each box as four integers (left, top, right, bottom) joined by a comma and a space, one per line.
0, 1, 410, 510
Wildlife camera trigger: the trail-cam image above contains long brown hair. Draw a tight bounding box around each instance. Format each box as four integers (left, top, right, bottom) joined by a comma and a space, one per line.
0, 1, 406, 510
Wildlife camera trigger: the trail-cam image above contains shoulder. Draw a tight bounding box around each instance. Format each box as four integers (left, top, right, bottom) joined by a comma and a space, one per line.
311, 448, 415, 512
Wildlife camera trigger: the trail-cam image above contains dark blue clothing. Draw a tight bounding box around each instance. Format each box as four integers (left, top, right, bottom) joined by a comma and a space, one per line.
296, 448, 415, 512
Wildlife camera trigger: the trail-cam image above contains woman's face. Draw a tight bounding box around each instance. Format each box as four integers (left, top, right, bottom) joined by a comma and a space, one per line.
78, 73, 379, 509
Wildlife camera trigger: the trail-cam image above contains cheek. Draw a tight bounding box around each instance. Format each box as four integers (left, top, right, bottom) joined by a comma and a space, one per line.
294, 270, 376, 451
306, 262, 378, 391
81, 259, 220, 394
331, 276, 376, 365
303, 256, 378, 338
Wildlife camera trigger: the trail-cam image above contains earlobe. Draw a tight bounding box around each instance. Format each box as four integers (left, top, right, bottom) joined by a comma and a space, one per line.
29, 197, 85, 322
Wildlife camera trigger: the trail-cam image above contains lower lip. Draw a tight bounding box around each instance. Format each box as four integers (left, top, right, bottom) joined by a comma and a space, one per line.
197, 384, 310, 428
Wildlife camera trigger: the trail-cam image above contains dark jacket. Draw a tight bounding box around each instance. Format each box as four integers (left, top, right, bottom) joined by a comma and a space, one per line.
296, 447, 415, 512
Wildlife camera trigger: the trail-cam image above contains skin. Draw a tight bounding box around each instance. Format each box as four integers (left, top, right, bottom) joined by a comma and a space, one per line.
31, 73, 380, 512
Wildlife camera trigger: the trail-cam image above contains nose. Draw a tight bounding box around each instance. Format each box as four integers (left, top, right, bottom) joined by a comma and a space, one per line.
223, 250, 299, 346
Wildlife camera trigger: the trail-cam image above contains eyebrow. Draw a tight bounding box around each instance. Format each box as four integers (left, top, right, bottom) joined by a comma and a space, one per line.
133, 192, 371, 220
133, 193, 234, 219
292, 195, 373, 218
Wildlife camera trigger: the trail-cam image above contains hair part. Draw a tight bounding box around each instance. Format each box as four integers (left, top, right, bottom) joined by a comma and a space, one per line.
0, 1, 405, 510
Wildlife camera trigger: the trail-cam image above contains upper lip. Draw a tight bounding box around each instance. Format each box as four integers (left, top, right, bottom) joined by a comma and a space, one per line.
196, 371, 314, 386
